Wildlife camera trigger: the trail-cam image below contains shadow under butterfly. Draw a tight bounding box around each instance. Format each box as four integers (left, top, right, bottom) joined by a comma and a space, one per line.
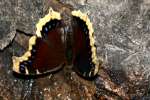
12, 8, 101, 79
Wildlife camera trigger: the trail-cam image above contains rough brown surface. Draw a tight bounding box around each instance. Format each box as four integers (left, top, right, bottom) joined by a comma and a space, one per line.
0, 0, 150, 100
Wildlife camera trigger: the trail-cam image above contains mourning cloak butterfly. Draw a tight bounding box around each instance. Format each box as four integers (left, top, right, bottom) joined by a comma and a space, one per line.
12, 8, 100, 78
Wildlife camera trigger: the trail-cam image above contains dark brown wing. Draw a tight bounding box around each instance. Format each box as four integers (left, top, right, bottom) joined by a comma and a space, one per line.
71, 10, 99, 78
12, 9, 66, 75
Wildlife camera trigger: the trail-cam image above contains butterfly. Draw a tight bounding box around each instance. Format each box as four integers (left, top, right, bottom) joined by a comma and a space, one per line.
12, 8, 101, 79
